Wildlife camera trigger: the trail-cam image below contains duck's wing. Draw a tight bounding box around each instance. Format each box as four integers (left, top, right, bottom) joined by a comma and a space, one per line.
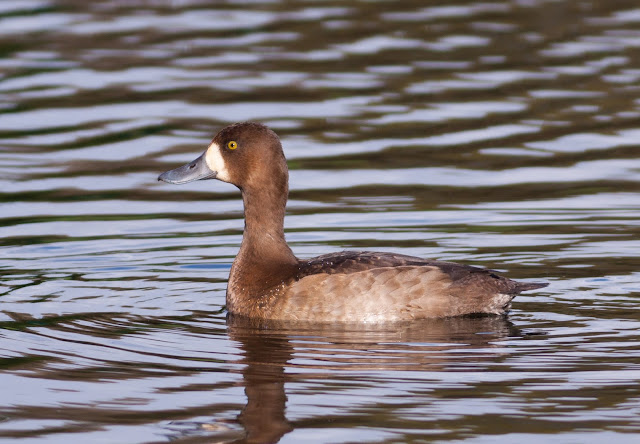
298, 250, 547, 295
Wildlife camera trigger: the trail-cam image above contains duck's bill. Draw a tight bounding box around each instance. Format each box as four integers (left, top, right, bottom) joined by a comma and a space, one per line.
158, 152, 216, 184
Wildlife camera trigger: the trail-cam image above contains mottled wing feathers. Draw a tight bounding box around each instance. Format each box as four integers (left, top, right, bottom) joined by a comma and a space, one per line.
297, 251, 545, 296
298, 251, 444, 276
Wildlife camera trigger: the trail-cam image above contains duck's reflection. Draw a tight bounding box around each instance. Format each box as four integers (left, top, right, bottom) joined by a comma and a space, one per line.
231, 319, 293, 444
225, 315, 519, 443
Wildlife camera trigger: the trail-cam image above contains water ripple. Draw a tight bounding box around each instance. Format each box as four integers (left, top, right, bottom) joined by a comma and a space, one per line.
1, 0, 640, 442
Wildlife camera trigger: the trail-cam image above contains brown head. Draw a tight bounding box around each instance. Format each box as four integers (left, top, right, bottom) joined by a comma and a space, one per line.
158, 122, 298, 305
158, 122, 288, 195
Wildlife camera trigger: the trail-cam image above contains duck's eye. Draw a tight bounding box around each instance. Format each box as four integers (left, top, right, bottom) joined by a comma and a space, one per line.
227, 141, 238, 150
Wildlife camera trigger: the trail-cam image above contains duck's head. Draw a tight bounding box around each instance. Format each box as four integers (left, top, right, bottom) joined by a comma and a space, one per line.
158, 122, 288, 192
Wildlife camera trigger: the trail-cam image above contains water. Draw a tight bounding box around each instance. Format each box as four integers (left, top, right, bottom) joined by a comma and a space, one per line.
1, 0, 639, 442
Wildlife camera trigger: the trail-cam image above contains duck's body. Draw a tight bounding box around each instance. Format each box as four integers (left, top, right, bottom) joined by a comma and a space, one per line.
159, 122, 547, 323
228, 250, 543, 322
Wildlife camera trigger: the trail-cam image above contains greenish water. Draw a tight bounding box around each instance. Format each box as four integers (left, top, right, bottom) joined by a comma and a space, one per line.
1, 0, 639, 442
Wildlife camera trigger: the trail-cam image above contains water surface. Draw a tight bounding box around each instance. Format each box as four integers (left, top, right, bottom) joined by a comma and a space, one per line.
1, 0, 640, 442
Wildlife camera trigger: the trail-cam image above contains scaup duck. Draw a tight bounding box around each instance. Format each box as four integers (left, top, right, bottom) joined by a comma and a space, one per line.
159, 122, 548, 322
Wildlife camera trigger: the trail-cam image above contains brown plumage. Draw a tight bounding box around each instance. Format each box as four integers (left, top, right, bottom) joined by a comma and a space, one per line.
158, 122, 548, 323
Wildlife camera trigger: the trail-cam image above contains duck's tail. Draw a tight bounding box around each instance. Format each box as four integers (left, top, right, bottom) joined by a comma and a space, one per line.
514, 281, 549, 293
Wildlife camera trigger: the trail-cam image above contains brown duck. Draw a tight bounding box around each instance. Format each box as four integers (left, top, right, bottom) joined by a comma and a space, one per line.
158, 122, 548, 322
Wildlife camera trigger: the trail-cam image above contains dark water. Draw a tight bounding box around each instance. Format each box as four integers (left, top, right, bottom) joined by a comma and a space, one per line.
1, 0, 640, 442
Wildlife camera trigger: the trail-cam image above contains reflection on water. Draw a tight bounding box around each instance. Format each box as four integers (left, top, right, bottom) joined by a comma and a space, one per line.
226, 315, 519, 443
1, 0, 640, 442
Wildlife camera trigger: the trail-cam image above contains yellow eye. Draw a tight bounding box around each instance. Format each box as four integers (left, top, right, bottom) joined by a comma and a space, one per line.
227, 141, 238, 150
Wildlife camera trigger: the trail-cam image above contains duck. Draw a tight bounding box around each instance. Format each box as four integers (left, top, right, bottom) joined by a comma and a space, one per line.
158, 122, 548, 322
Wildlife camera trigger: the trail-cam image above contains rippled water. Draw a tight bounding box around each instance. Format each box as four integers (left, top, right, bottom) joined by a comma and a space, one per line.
1, 0, 640, 442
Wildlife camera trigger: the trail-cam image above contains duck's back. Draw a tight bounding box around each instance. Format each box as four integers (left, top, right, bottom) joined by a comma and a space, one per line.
266, 251, 546, 322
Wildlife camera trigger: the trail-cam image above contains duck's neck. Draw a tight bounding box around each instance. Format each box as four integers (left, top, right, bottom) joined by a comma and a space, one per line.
228, 185, 299, 301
